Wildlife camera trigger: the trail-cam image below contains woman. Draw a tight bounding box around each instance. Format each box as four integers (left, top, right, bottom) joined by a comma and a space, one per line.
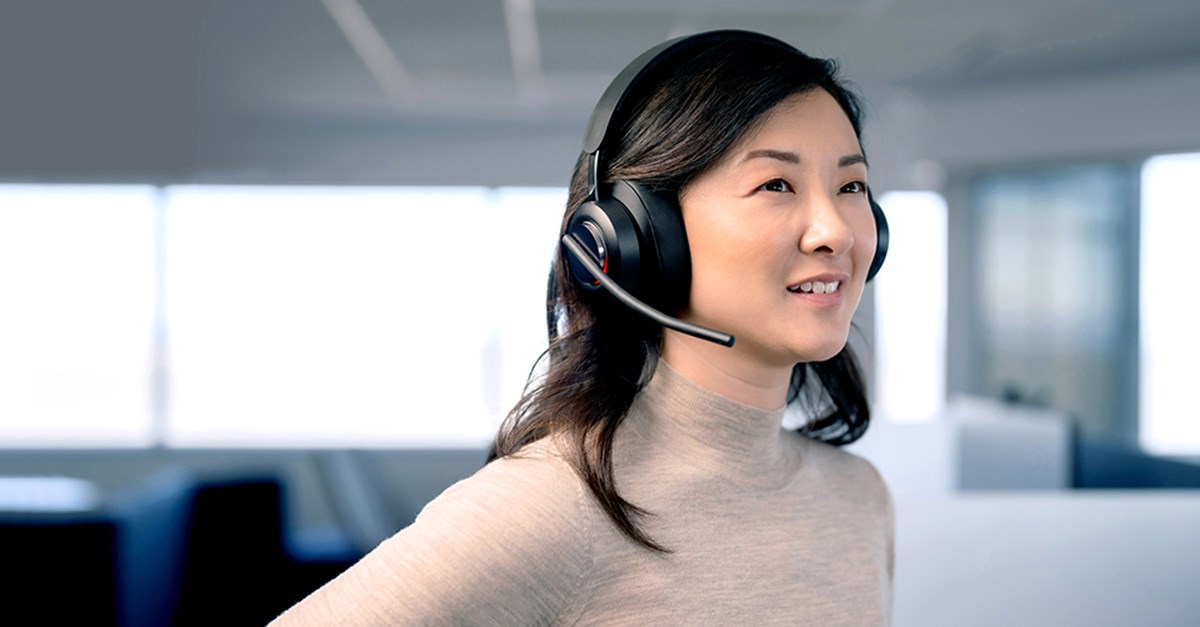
274, 29, 893, 626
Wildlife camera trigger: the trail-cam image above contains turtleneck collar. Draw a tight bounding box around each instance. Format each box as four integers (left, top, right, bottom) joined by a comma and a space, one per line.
620, 359, 801, 489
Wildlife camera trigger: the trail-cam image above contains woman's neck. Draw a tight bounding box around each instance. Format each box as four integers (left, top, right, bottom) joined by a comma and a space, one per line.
620, 358, 797, 489
659, 330, 791, 410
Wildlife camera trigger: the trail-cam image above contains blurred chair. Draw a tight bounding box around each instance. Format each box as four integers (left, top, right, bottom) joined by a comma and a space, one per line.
1, 471, 195, 627
1, 509, 120, 625
0, 468, 359, 627
172, 474, 355, 626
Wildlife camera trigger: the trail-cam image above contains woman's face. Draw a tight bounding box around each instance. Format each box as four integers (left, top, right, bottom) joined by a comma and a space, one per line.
676, 88, 876, 369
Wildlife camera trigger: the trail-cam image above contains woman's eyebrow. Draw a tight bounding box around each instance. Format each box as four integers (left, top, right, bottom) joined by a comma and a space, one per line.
740, 150, 870, 168
741, 149, 799, 164
840, 154, 869, 168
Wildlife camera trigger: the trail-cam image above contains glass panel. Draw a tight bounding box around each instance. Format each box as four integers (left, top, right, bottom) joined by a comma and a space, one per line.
875, 191, 948, 422
972, 165, 1133, 437
0, 185, 157, 446
164, 186, 564, 447
1140, 153, 1200, 454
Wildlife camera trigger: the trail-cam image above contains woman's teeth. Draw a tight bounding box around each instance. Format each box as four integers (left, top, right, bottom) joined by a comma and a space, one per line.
789, 281, 840, 294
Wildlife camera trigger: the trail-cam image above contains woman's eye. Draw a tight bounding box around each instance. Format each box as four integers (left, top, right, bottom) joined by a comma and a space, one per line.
841, 180, 868, 194
759, 178, 793, 193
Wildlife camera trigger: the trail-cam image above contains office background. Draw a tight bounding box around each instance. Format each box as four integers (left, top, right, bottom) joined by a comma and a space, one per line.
2, 0, 1199, 625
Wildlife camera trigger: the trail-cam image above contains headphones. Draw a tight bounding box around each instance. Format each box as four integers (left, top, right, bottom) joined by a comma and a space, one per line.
561, 30, 889, 346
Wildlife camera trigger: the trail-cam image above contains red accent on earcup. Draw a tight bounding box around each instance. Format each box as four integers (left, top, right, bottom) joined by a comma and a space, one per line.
564, 198, 643, 295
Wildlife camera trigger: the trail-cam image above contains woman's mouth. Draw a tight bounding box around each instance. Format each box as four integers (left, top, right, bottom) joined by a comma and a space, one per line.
787, 280, 840, 294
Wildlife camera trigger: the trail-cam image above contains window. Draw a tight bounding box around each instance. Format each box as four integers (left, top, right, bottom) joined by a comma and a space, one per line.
1, 184, 566, 448
164, 186, 565, 447
874, 191, 948, 422
0, 185, 157, 446
1139, 153, 1200, 455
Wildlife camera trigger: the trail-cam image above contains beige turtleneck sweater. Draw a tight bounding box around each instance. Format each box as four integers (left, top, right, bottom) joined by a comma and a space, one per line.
272, 361, 894, 625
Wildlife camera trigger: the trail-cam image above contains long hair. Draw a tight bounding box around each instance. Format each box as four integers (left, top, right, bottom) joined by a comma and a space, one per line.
490, 35, 872, 552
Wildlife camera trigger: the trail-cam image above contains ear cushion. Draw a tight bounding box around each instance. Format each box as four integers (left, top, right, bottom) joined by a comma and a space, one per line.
867, 197, 888, 282
564, 181, 692, 312
609, 180, 691, 312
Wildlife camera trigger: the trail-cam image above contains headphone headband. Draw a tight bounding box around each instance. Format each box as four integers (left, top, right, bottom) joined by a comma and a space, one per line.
582, 30, 797, 197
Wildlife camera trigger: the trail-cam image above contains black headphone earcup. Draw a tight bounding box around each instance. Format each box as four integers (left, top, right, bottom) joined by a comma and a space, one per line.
609, 181, 691, 313
563, 181, 692, 313
867, 197, 888, 282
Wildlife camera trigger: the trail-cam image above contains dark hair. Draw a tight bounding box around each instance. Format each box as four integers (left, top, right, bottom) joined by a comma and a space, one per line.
489, 35, 872, 552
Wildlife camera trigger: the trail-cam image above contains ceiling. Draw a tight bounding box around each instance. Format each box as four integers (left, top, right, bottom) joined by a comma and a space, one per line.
197, 0, 1200, 119
3, 0, 1200, 183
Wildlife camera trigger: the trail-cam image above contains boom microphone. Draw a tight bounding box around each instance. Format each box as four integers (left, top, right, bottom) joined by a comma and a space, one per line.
561, 234, 735, 347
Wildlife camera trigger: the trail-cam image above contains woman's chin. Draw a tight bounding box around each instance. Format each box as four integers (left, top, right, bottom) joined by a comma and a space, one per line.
734, 339, 847, 370
788, 337, 850, 364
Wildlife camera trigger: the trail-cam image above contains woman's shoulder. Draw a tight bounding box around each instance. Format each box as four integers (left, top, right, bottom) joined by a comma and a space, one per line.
274, 441, 598, 625
786, 430, 893, 506
412, 438, 596, 547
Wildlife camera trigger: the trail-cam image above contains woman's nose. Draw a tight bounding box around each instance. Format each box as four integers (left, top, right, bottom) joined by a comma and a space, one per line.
798, 193, 855, 256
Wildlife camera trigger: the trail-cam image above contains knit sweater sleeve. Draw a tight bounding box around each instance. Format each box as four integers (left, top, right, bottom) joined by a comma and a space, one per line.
270, 452, 594, 626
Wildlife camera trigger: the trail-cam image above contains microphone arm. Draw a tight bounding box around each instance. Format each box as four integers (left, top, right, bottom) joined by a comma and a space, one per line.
561, 234, 735, 347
